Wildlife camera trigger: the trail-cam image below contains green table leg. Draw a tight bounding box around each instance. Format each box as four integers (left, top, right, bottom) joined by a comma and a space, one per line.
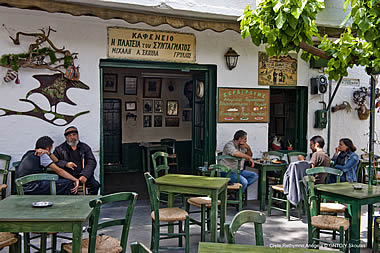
218, 187, 227, 242
350, 201, 361, 253
368, 204, 373, 248
210, 191, 218, 242
72, 223, 83, 253
142, 147, 147, 172
260, 168, 267, 211
168, 192, 174, 234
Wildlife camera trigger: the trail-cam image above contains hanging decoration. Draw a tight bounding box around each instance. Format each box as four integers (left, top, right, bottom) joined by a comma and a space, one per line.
352, 87, 380, 120
3, 69, 19, 84
0, 26, 78, 84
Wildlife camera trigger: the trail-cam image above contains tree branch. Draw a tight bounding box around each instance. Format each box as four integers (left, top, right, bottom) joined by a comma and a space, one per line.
299, 41, 330, 60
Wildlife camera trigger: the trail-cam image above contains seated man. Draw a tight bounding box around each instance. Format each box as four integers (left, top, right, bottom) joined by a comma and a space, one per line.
16, 136, 79, 195
309, 135, 331, 184
221, 130, 258, 193
53, 126, 100, 195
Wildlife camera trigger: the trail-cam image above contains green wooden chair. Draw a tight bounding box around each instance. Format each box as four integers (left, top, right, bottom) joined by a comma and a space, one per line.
300, 176, 349, 252
185, 164, 220, 242
160, 138, 179, 173
130, 241, 152, 253
287, 151, 307, 164
267, 151, 285, 187
216, 155, 246, 210
224, 210, 266, 245
62, 192, 138, 253
144, 172, 190, 253
15, 173, 58, 253
151, 151, 170, 178
0, 232, 21, 253
373, 216, 380, 253
267, 161, 310, 221
0, 153, 11, 199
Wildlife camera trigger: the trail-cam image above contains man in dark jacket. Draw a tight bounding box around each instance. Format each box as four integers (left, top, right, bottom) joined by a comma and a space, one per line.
53, 126, 100, 195
16, 136, 79, 195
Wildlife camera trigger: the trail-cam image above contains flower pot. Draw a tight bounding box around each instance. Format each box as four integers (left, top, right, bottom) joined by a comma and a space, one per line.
287, 147, 294, 151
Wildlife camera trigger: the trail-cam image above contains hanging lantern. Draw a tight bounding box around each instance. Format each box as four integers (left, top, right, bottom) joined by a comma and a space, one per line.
224, 48, 240, 70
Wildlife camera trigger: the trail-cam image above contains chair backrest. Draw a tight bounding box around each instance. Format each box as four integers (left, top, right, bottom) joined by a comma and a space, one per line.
15, 173, 58, 195
306, 167, 343, 183
0, 153, 11, 199
299, 176, 318, 222
268, 151, 284, 160
87, 192, 138, 253
160, 138, 176, 154
224, 210, 266, 245
287, 152, 307, 164
144, 172, 160, 220
209, 163, 240, 182
216, 155, 242, 171
130, 241, 152, 253
151, 152, 169, 178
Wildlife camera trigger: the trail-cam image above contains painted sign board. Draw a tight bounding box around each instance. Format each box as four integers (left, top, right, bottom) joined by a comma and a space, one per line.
107, 27, 196, 63
218, 88, 269, 123
258, 52, 297, 86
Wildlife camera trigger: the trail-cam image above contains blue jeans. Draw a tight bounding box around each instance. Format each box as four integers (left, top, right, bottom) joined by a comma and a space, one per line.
223, 170, 258, 192
25, 179, 74, 195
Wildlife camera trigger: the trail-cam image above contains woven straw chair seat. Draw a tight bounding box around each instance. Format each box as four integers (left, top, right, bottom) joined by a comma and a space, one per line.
311, 215, 349, 231
187, 197, 221, 208
320, 203, 346, 213
152, 208, 188, 222
167, 154, 177, 159
0, 232, 18, 248
228, 183, 242, 190
271, 185, 284, 192
267, 176, 280, 182
62, 235, 122, 253
0, 184, 6, 191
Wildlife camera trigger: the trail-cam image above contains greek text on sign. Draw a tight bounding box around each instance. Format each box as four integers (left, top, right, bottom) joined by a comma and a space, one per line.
108, 27, 196, 63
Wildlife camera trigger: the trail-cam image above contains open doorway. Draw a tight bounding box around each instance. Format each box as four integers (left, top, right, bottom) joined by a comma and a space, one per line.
269, 87, 308, 152
100, 60, 216, 196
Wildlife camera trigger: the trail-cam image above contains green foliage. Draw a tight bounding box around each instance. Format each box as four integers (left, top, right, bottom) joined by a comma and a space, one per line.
239, 0, 325, 55
240, 0, 380, 80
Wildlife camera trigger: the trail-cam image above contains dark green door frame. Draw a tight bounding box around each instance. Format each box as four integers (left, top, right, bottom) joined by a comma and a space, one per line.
99, 59, 216, 194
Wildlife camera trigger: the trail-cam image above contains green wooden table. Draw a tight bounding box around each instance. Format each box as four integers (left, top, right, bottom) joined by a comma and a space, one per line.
254, 161, 288, 211
155, 174, 229, 242
198, 242, 332, 252
0, 195, 95, 253
315, 182, 380, 252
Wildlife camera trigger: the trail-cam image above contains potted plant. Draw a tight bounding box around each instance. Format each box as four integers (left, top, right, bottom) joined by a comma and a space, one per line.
287, 140, 294, 150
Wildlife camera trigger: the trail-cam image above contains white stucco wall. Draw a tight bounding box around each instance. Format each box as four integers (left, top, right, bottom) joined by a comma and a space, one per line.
0, 1, 376, 184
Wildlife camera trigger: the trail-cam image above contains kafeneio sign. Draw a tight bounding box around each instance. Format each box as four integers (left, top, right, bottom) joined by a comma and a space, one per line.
107, 27, 196, 63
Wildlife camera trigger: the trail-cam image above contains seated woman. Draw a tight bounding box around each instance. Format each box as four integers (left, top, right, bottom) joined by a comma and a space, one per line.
331, 138, 359, 182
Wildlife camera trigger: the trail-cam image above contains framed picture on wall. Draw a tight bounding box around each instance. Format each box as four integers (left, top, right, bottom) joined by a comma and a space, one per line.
103, 74, 118, 92
143, 78, 162, 98
143, 115, 152, 127
124, 76, 137, 95
143, 100, 153, 113
154, 115, 162, 127
167, 100, 178, 116
154, 100, 163, 113
125, 101, 137, 111
165, 117, 179, 127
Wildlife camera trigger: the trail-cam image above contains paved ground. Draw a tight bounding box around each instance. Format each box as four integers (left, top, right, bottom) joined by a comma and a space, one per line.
0, 199, 374, 252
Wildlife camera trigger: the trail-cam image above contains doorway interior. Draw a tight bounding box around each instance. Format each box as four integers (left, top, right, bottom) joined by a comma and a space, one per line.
100, 60, 216, 196
269, 87, 308, 152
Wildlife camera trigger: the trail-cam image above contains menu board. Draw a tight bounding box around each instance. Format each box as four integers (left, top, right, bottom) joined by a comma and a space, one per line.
218, 88, 269, 123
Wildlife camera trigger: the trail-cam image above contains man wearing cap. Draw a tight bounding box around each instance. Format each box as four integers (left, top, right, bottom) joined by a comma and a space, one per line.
53, 126, 100, 195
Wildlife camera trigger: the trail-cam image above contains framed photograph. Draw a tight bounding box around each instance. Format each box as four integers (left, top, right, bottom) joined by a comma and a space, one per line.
124, 76, 137, 95
143, 115, 152, 127
143, 78, 162, 98
154, 100, 163, 113
154, 115, 162, 127
143, 100, 153, 113
167, 100, 178, 116
125, 101, 137, 111
103, 74, 118, 92
165, 117, 180, 127
182, 109, 192, 121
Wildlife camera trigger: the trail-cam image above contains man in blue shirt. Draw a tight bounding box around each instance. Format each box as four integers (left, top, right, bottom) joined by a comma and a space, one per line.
16, 136, 79, 195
